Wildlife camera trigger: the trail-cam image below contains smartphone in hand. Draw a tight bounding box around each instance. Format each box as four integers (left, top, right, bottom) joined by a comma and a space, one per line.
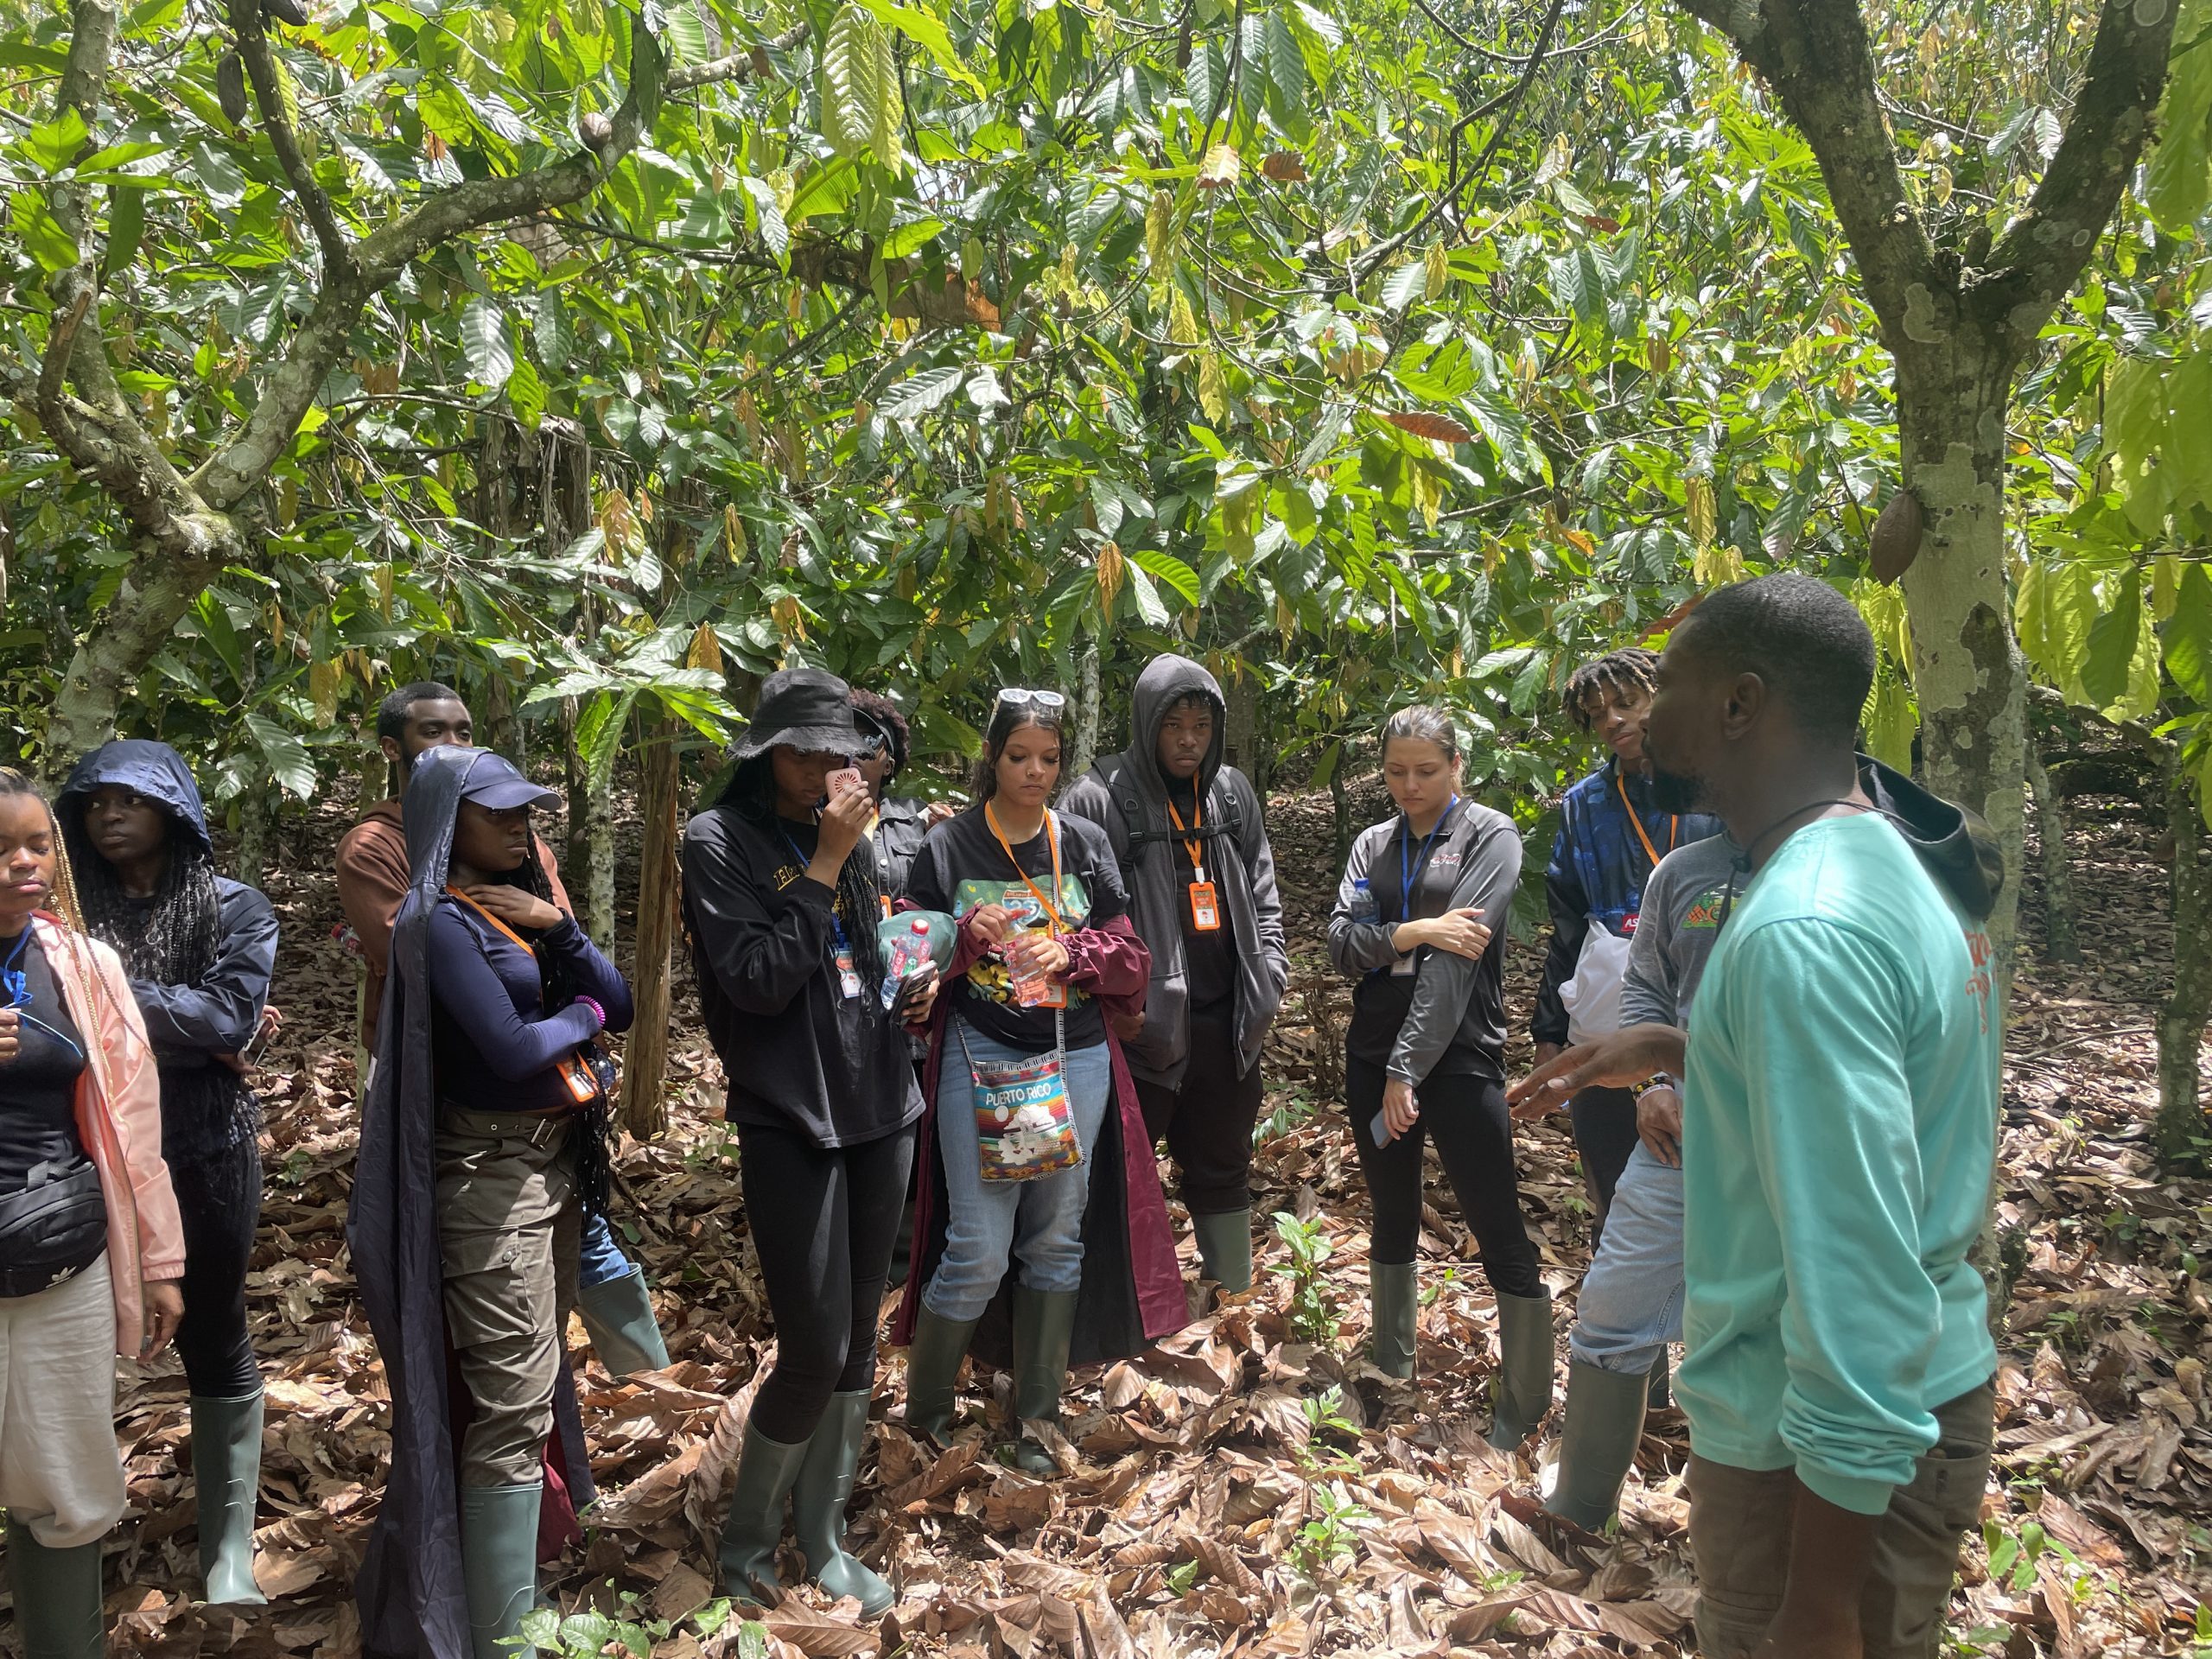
826, 767, 865, 800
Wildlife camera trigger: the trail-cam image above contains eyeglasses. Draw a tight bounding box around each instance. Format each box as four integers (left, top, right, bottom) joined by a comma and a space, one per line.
996, 688, 1066, 712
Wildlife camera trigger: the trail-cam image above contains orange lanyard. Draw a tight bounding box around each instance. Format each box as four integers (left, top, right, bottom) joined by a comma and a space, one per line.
447, 885, 538, 952
984, 803, 1065, 933
1615, 772, 1678, 872
1166, 796, 1205, 875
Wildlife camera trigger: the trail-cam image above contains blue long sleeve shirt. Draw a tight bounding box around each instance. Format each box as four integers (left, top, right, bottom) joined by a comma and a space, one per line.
427, 900, 633, 1114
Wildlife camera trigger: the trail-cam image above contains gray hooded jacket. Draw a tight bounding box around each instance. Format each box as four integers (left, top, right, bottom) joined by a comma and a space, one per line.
1060, 656, 1288, 1087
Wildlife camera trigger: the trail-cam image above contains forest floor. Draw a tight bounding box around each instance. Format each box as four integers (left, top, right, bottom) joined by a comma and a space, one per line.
48, 777, 2212, 1659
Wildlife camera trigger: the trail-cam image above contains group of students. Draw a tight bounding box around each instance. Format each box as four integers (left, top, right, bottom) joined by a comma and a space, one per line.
0, 572, 2006, 1659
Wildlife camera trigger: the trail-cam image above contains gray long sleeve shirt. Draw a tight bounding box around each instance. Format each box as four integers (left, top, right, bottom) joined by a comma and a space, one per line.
1328, 802, 1522, 1085
1619, 832, 1742, 1032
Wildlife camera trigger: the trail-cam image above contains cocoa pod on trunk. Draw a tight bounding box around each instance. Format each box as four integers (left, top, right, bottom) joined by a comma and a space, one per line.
1870, 489, 1923, 585
263, 0, 313, 27
577, 111, 615, 149
216, 51, 251, 124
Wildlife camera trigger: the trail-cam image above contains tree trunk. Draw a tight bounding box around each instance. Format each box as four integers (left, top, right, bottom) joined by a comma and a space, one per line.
575, 760, 616, 950
233, 786, 270, 888
1069, 639, 1102, 782
359, 746, 392, 809
483, 672, 522, 765
1895, 354, 2027, 997
621, 719, 682, 1141
1223, 660, 1262, 787
1330, 758, 1351, 872
2024, 740, 2080, 965
48, 550, 226, 758
2155, 758, 2211, 1168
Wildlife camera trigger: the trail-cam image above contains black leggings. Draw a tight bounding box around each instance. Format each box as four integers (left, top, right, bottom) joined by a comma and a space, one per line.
1347, 1056, 1541, 1300
1134, 1001, 1265, 1216
170, 1138, 263, 1398
735, 1119, 916, 1446
1571, 1085, 1640, 1245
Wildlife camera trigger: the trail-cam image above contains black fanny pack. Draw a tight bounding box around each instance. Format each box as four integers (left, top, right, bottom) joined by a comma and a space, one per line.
0, 1161, 107, 1297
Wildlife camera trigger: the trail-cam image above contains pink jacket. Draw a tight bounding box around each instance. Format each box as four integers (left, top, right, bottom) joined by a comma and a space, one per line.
35, 915, 187, 1352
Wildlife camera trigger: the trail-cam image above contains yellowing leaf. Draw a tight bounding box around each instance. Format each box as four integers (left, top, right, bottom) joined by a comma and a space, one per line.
1146, 188, 1173, 270
1686, 474, 1716, 548
1261, 150, 1308, 182
1694, 540, 1745, 586
684, 621, 724, 673
1197, 143, 1243, 188
724, 505, 749, 562
1383, 410, 1472, 443
1096, 540, 1126, 615
308, 659, 340, 727
1423, 242, 1448, 302
1169, 286, 1200, 346
1198, 350, 1229, 422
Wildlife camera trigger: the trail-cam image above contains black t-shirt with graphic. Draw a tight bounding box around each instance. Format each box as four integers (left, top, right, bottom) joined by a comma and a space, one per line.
906, 804, 1131, 1053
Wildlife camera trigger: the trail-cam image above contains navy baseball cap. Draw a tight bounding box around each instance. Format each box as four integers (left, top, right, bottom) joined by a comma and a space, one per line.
455, 750, 559, 810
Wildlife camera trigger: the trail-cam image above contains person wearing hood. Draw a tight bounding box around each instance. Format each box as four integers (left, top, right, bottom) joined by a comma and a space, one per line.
347, 747, 635, 1659
56, 740, 280, 1606
336, 683, 671, 1379
1059, 656, 1287, 1294
1529, 649, 1723, 1249
1512, 575, 2003, 1659
1326, 707, 1552, 1450
893, 689, 1182, 1474
680, 669, 938, 1614
0, 766, 185, 1659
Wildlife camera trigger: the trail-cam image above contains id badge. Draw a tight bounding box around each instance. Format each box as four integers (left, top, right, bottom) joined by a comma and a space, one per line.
1016, 977, 1069, 1010
1189, 880, 1222, 931
1390, 951, 1419, 977
836, 948, 862, 1000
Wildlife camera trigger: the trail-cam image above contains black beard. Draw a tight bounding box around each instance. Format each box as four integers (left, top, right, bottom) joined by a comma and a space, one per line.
1649, 766, 1707, 815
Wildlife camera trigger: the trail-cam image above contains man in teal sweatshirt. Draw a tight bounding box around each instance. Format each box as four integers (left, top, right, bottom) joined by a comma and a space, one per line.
1512, 574, 2003, 1659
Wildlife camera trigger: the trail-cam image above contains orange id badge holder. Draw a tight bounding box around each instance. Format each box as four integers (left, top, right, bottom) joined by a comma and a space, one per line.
1188, 872, 1223, 931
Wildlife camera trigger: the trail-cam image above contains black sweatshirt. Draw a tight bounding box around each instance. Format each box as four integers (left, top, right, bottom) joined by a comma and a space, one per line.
1326, 801, 1522, 1084
683, 805, 924, 1147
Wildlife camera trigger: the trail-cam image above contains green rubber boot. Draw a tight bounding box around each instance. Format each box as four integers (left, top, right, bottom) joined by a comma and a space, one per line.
1485, 1289, 1556, 1450
791, 1390, 896, 1617
1007, 1285, 1078, 1476
191, 1389, 268, 1605
715, 1425, 809, 1605
1192, 1209, 1254, 1294
1543, 1359, 1651, 1530
899, 1304, 981, 1441
575, 1264, 671, 1376
459, 1484, 542, 1659
6, 1523, 104, 1659
1369, 1261, 1419, 1379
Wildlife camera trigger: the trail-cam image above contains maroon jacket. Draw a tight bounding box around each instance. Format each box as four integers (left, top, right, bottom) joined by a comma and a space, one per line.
892, 908, 1186, 1366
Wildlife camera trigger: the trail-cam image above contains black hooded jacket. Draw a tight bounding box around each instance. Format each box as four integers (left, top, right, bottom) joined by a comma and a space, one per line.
346, 748, 596, 1659
1858, 754, 2004, 922
1061, 656, 1288, 1087
57, 740, 277, 1162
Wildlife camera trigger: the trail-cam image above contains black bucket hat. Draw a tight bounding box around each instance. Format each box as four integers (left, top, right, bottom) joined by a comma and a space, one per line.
728, 667, 860, 761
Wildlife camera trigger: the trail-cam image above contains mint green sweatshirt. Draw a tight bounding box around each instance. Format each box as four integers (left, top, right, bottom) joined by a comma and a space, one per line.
1678, 811, 1999, 1516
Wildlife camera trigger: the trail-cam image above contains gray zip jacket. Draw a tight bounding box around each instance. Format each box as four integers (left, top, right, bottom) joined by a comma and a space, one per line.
1620, 832, 1742, 1032
1060, 655, 1289, 1086
1328, 802, 1522, 1085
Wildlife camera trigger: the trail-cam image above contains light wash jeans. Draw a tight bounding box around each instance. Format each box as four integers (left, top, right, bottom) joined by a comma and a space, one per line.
1568, 1141, 1684, 1376
923, 1020, 1114, 1321
578, 1210, 634, 1289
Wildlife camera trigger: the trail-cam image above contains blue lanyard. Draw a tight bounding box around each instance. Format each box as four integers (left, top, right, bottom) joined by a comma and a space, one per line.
1397, 795, 1459, 918
780, 829, 852, 958
0, 928, 85, 1063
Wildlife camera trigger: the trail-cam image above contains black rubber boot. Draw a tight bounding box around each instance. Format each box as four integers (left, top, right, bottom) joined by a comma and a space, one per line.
791, 1390, 896, 1617
900, 1303, 982, 1441
1192, 1208, 1254, 1294
1007, 1285, 1078, 1475
1543, 1359, 1650, 1530
1369, 1261, 1419, 1379
1646, 1349, 1672, 1410
7, 1523, 104, 1659
191, 1389, 269, 1605
1485, 1289, 1556, 1450
715, 1426, 808, 1605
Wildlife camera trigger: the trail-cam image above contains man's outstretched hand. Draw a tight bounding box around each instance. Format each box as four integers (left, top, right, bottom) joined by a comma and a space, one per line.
1508, 1023, 1687, 1121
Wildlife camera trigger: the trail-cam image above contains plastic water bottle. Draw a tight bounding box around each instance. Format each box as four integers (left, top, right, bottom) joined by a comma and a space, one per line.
1350, 877, 1379, 925
880, 917, 933, 1010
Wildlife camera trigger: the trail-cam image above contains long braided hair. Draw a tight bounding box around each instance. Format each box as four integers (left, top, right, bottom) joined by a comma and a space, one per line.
64, 798, 222, 992
724, 752, 887, 989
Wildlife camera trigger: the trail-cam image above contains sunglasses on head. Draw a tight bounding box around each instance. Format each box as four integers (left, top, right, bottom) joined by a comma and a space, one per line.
996, 688, 1066, 713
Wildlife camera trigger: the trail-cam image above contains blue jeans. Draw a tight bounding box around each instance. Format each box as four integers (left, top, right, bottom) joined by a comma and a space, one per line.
577, 1210, 636, 1289
1568, 1141, 1683, 1375
924, 1021, 1114, 1322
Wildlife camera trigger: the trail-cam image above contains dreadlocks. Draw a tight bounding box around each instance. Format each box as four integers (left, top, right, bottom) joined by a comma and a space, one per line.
64, 800, 222, 992
1561, 647, 1660, 732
